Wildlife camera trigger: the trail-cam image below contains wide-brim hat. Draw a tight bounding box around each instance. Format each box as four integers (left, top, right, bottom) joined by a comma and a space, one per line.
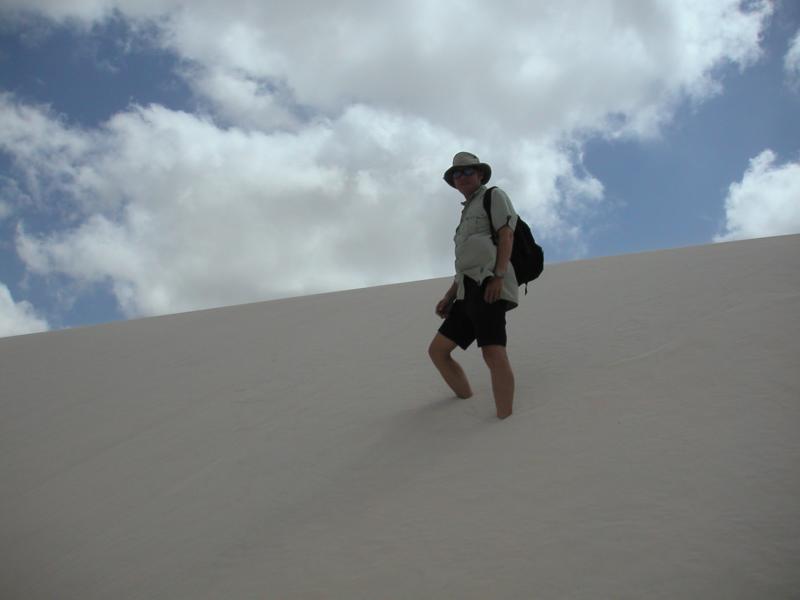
443, 152, 492, 187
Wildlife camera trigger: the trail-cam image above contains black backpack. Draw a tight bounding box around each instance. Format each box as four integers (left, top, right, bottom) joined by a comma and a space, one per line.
483, 186, 544, 293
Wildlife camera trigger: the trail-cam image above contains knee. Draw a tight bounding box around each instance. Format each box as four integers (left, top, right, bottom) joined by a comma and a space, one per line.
481, 346, 508, 370
428, 341, 443, 363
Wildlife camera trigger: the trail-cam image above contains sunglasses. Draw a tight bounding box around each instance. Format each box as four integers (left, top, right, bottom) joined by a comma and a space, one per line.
451, 167, 477, 179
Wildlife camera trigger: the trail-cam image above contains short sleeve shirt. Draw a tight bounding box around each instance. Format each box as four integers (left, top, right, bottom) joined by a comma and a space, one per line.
453, 185, 519, 308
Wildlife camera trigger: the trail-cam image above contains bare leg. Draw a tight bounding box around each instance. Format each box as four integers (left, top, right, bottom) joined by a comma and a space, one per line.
481, 345, 515, 419
428, 333, 473, 399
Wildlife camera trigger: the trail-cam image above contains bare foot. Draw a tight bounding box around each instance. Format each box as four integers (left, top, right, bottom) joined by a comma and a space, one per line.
496, 399, 513, 419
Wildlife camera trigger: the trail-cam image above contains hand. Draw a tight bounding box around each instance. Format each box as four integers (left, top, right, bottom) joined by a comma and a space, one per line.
436, 297, 454, 319
484, 277, 503, 304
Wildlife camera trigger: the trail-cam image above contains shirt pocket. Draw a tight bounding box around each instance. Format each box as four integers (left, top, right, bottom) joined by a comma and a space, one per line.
460, 214, 489, 237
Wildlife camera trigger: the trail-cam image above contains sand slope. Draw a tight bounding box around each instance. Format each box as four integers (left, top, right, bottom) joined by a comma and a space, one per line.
2, 234, 799, 599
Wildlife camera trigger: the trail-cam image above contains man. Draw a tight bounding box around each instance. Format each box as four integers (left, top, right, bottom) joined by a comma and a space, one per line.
428, 152, 518, 419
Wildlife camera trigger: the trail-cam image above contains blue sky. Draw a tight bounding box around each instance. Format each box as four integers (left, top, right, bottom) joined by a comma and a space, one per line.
585, 5, 800, 256
1, 1, 799, 336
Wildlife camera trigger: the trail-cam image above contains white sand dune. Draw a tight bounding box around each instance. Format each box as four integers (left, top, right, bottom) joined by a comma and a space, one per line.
2, 234, 799, 599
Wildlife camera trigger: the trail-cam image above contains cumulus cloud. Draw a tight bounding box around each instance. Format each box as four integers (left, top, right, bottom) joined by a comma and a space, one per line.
7, 97, 598, 317
785, 29, 800, 89
189, 66, 302, 131
0, 93, 102, 222
716, 150, 800, 242
0, 0, 776, 319
0, 282, 49, 338
1, 0, 772, 139
157, 0, 769, 139
5, 98, 462, 316
0, 175, 31, 216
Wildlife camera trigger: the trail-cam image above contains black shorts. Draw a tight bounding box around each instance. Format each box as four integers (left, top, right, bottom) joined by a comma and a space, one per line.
438, 277, 511, 350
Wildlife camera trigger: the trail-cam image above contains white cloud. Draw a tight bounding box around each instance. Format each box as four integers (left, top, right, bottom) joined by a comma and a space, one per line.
785, 29, 800, 89
0, 1, 776, 319
715, 150, 800, 243
8, 98, 599, 317
0, 282, 49, 338
161, 0, 770, 140
0, 175, 31, 217
0, 0, 161, 23
1, 0, 772, 139
0, 93, 97, 214
5, 99, 455, 316
189, 67, 301, 131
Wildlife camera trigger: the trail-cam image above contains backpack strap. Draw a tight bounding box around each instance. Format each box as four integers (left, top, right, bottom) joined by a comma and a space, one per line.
482, 186, 498, 244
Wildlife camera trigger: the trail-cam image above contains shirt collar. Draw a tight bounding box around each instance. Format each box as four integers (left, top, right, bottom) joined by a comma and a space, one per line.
460, 184, 487, 207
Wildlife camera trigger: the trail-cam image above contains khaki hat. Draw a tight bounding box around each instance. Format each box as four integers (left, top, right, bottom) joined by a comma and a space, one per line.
443, 152, 492, 187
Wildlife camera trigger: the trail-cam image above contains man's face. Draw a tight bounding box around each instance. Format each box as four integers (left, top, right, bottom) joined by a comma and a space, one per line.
452, 167, 483, 196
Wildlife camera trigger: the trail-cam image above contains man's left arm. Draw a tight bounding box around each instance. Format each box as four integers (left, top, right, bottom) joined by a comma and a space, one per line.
485, 226, 513, 303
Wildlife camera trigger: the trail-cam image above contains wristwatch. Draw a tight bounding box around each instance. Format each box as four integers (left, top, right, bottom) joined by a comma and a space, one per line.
493, 270, 506, 279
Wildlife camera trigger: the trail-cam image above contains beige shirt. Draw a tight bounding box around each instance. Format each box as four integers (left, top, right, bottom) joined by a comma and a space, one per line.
453, 185, 519, 308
